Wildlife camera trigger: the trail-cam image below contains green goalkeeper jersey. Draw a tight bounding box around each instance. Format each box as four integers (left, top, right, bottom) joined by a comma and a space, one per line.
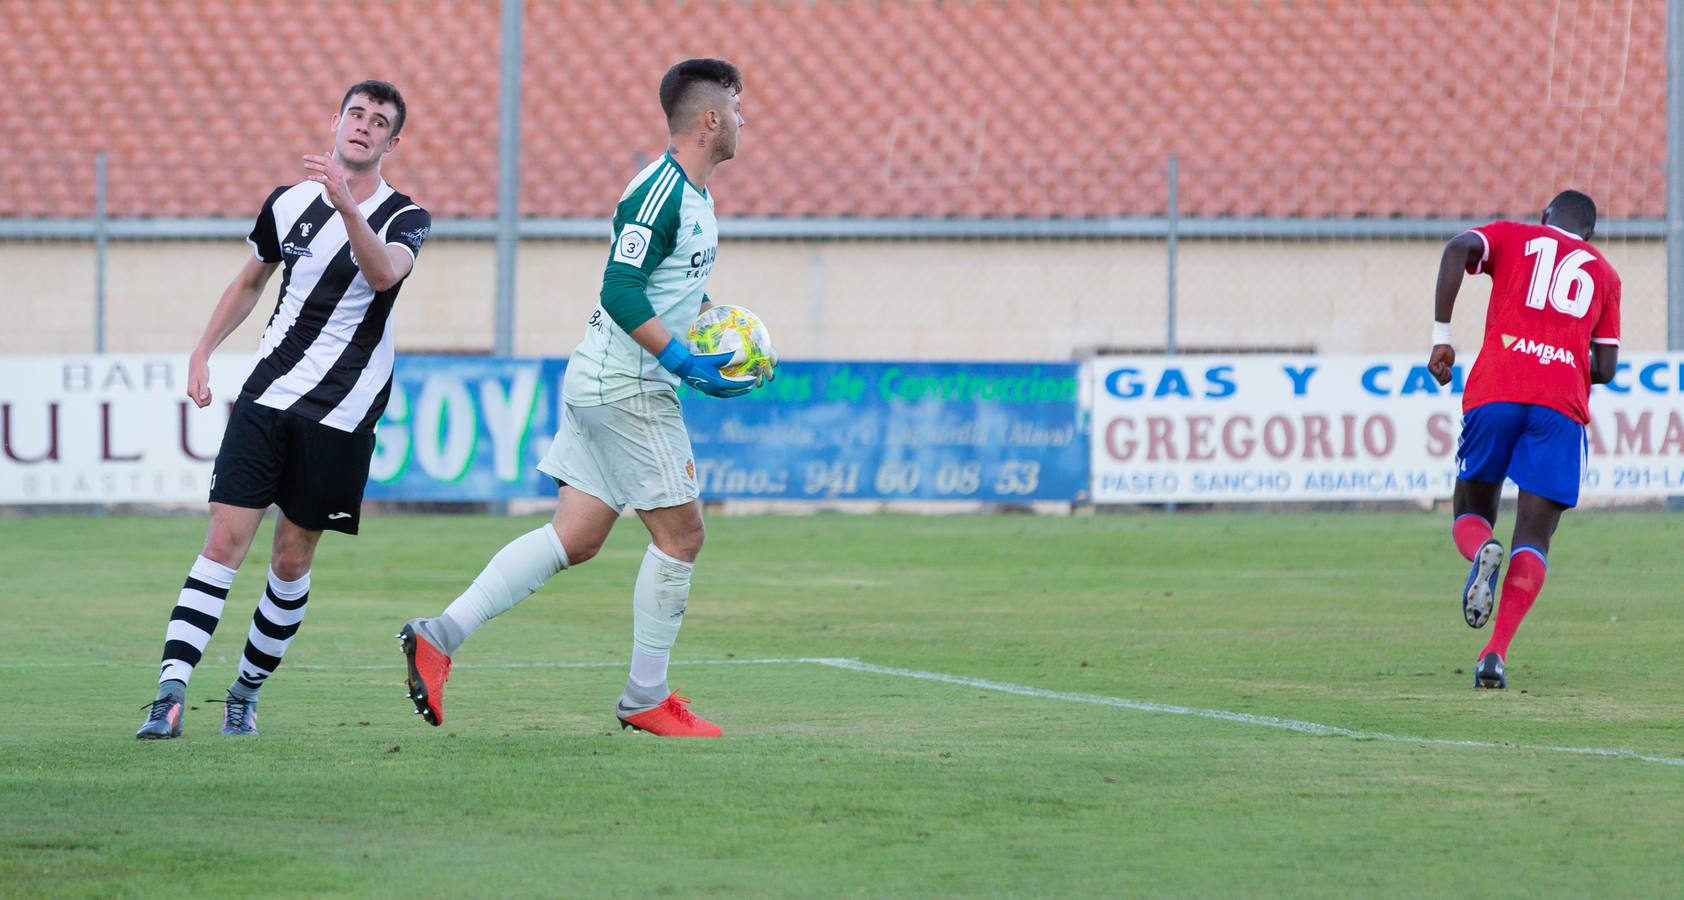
564, 154, 718, 406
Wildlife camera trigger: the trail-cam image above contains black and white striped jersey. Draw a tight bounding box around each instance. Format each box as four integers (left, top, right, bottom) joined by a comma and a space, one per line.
241, 180, 430, 434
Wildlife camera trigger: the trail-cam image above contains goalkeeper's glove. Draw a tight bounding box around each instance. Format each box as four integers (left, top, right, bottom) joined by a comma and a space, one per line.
657, 338, 755, 398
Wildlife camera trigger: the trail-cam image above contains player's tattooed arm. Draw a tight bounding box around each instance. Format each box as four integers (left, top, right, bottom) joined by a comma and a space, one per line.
1428, 232, 1485, 385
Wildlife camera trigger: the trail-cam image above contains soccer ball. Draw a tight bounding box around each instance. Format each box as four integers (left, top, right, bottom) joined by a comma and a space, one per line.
687, 304, 778, 387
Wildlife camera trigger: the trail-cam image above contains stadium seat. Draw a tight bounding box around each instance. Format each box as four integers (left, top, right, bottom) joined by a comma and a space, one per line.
0, 0, 1666, 220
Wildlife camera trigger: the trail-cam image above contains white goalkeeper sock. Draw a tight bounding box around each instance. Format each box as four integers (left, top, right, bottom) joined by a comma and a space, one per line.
623, 544, 693, 706
438, 524, 569, 654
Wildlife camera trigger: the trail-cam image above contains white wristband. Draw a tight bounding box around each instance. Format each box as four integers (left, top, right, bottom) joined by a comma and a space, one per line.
1432, 320, 1453, 348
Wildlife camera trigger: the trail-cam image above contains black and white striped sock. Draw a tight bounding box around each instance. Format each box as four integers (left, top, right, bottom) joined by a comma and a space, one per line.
229, 569, 310, 700
158, 555, 237, 688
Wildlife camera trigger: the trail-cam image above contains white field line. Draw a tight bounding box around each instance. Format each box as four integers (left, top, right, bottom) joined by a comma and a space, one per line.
813, 658, 1684, 769
0, 657, 820, 671
301, 657, 825, 672
11, 654, 1681, 768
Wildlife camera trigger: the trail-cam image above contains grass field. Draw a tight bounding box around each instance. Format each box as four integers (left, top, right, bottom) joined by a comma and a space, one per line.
3, 510, 1682, 897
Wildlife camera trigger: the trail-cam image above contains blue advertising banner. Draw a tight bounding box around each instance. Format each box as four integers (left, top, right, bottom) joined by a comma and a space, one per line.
684, 361, 1086, 502
364, 356, 563, 501
363, 357, 1086, 503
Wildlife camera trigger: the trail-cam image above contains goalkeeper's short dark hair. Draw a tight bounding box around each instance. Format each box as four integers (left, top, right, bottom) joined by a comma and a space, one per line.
659, 59, 742, 131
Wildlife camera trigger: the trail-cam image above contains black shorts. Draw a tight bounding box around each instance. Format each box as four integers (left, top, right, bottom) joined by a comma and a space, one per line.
209, 398, 376, 535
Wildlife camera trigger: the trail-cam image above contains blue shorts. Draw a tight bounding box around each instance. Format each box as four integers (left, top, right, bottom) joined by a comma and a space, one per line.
1456, 402, 1585, 507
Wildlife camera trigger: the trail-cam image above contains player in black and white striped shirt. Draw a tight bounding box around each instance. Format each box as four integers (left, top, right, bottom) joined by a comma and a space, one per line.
135, 80, 430, 739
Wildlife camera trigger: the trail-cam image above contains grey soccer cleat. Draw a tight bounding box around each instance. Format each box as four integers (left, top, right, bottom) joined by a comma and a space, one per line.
1462, 539, 1503, 629
216, 694, 259, 736
1474, 651, 1506, 690
135, 697, 184, 740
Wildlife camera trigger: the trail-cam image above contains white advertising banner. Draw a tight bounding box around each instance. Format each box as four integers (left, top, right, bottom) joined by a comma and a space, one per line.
1088, 353, 1684, 503
5, 353, 1681, 506
0, 355, 248, 504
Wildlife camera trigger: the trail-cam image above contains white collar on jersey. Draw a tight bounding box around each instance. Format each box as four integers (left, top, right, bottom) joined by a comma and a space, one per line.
1545, 223, 1588, 241
315, 178, 391, 212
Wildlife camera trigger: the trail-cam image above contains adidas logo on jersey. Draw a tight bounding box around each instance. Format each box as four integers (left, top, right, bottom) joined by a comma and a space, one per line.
691, 222, 703, 236
1502, 334, 1576, 367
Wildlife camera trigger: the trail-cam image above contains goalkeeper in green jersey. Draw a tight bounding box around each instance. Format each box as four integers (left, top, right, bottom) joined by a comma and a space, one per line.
399, 59, 761, 737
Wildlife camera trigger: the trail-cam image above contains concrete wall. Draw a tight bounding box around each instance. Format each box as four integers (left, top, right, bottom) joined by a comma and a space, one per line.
2, 237, 1668, 358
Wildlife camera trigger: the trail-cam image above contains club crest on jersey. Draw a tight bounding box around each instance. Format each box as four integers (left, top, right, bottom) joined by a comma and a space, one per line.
299, 222, 313, 237
282, 241, 313, 258
1502, 334, 1576, 367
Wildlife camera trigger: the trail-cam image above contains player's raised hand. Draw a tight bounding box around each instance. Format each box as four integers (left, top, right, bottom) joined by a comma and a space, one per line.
1428, 344, 1456, 386
303, 151, 354, 211
187, 352, 213, 408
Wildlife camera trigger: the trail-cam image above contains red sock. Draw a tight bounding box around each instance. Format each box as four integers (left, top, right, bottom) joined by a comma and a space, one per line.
1482, 547, 1547, 661
1452, 514, 1494, 561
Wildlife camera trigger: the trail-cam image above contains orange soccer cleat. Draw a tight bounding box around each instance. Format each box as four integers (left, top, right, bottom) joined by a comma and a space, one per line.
398, 619, 452, 726
616, 692, 722, 738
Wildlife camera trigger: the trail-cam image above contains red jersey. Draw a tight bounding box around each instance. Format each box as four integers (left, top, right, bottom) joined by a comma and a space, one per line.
1460, 220, 1621, 424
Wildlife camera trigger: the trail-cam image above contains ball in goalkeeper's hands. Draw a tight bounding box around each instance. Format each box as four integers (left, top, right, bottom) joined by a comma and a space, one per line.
687, 304, 778, 387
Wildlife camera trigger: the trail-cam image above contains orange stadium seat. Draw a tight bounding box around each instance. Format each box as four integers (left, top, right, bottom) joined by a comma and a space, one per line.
0, 0, 1666, 221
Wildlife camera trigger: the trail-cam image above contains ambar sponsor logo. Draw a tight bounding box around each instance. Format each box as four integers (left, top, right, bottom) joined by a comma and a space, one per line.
1502, 334, 1576, 367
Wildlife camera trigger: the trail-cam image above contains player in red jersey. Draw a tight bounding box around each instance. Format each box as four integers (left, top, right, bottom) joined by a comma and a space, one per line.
1428, 190, 1621, 689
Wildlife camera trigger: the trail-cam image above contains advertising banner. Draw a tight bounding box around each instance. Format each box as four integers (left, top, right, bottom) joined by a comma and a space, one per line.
2, 355, 1087, 505
1088, 353, 1684, 503
368, 358, 1088, 502
363, 356, 563, 501
0, 355, 243, 504
684, 361, 1086, 502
